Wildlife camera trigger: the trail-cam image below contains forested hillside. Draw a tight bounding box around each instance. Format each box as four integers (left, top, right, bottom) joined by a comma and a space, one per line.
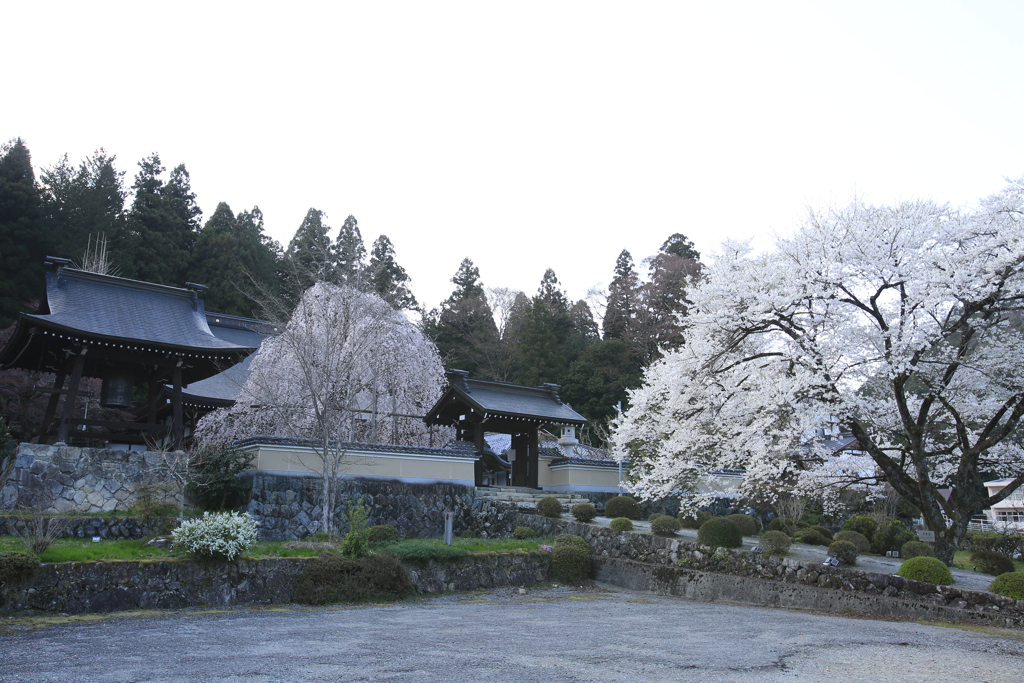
0, 138, 701, 439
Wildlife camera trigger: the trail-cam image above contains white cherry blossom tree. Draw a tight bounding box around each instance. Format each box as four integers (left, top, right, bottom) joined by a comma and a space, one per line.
612, 179, 1024, 563
194, 282, 447, 533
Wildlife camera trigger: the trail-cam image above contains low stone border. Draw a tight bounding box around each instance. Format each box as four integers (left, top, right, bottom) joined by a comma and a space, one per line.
0, 552, 551, 615
512, 512, 1024, 627
0, 515, 171, 540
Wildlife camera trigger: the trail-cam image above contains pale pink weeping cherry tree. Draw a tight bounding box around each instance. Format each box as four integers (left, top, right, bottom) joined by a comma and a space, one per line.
195, 282, 449, 533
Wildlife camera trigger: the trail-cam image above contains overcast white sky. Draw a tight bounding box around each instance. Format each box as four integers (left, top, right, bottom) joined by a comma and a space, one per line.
4, 1, 1024, 312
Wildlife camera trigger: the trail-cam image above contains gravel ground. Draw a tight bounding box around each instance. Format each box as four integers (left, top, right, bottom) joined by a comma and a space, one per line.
2, 583, 1022, 682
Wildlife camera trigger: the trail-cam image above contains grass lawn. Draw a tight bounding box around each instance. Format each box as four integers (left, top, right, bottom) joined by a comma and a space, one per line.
952, 549, 1024, 574
0, 534, 551, 563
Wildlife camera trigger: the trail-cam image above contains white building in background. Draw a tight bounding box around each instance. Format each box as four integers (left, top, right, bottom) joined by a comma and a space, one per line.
983, 478, 1024, 532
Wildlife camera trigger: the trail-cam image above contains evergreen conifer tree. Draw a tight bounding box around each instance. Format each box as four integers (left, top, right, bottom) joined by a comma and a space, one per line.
0, 138, 44, 326
427, 258, 500, 377
367, 234, 417, 311
333, 215, 366, 285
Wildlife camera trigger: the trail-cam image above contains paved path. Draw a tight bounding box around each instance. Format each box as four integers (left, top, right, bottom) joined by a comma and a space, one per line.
3, 584, 1022, 682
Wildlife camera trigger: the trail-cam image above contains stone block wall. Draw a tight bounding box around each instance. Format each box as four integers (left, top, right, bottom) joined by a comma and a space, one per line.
510, 513, 1024, 627
247, 472, 512, 540
1, 443, 179, 514
0, 515, 171, 540
0, 553, 552, 615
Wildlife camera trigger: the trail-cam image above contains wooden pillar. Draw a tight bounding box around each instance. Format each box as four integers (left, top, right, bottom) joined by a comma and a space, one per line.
171, 365, 183, 450
38, 367, 67, 442
527, 428, 539, 489
147, 378, 159, 425
473, 423, 485, 487
56, 350, 87, 445
511, 433, 527, 487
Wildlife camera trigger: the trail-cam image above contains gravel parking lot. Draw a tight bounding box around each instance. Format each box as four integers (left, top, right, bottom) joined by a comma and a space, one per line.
3, 583, 1022, 682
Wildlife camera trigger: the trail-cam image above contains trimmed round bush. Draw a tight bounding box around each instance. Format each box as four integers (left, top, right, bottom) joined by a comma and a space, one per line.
513, 526, 536, 540
605, 496, 642, 520
571, 502, 597, 523
901, 541, 934, 559
610, 517, 634, 532
810, 525, 833, 541
828, 540, 859, 566
651, 515, 682, 536
725, 514, 760, 537
897, 556, 954, 585
842, 515, 877, 542
367, 524, 400, 543
678, 509, 712, 529
536, 496, 564, 518
697, 517, 743, 548
971, 550, 1016, 576
173, 511, 257, 561
834, 530, 871, 554
872, 519, 916, 554
552, 544, 592, 583
554, 534, 591, 554
0, 551, 40, 582
648, 513, 664, 522
794, 528, 828, 546
760, 530, 792, 556
769, 517, 797, 536
989, 571, 1024, 600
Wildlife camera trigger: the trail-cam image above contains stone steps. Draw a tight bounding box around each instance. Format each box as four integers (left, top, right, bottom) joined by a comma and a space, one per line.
476, 488, 590, 510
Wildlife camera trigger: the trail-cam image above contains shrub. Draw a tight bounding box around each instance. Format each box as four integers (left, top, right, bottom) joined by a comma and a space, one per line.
834, 530, 871, 554
339, 499, 370, 559
571, 502, 597, 523
697, 518, 743, 548
293, 552, 413, 605
872, 519, 917, 554
131, 482, 180, 519
901, 541, 935, 559
810, 525, 833, 541
536, 496, 564, 518
964, 531, 1024, 557
897, 556, 954, 585
186, 445, 251, 511
725, 514, 760, 537
0, 551, 40, 583
971, 550, 1016, 576
173, 511, 257, 560
551, 545, 592, 584
554, 534, 591, 554
841, 515, 877, 542
678, 509, 712, 529
367, 524, 400, 543
768, 517, 796, 536
651, 515, 681, 536
610, 517, 634, 532
989, 571, 1024, 601
760, 530, 792, 556
794, 529, 827, 546
648, 513, 664, 522
513, 526, 536, 540
604, 496, 642, 520
828, 540, 859, 566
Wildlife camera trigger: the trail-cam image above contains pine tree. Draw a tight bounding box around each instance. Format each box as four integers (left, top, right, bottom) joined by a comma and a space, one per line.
367, 234, 418, 311
40, 149, 127, 267
426, 258, 499, 377
333, 215, 366, 285
117, 154, 201, 284
0, 138, 44, 326
284, 208, 334, 293
519, 269, 575, 386
602, 250, 640, 342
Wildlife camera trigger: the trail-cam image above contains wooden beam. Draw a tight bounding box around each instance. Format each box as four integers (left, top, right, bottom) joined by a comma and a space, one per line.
171, 365, 183, 450
56, 350, 87, 444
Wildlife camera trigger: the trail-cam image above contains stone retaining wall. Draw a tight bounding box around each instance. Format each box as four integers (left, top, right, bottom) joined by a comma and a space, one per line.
246, 472, 525, 540
512, 513, 1024, 627
0, 553, 551, 615
1, 444, 178, 514
0, 515, 171, 539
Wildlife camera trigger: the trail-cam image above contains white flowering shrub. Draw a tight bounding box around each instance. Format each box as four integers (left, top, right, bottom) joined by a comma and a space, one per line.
173, 511, 258, 560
